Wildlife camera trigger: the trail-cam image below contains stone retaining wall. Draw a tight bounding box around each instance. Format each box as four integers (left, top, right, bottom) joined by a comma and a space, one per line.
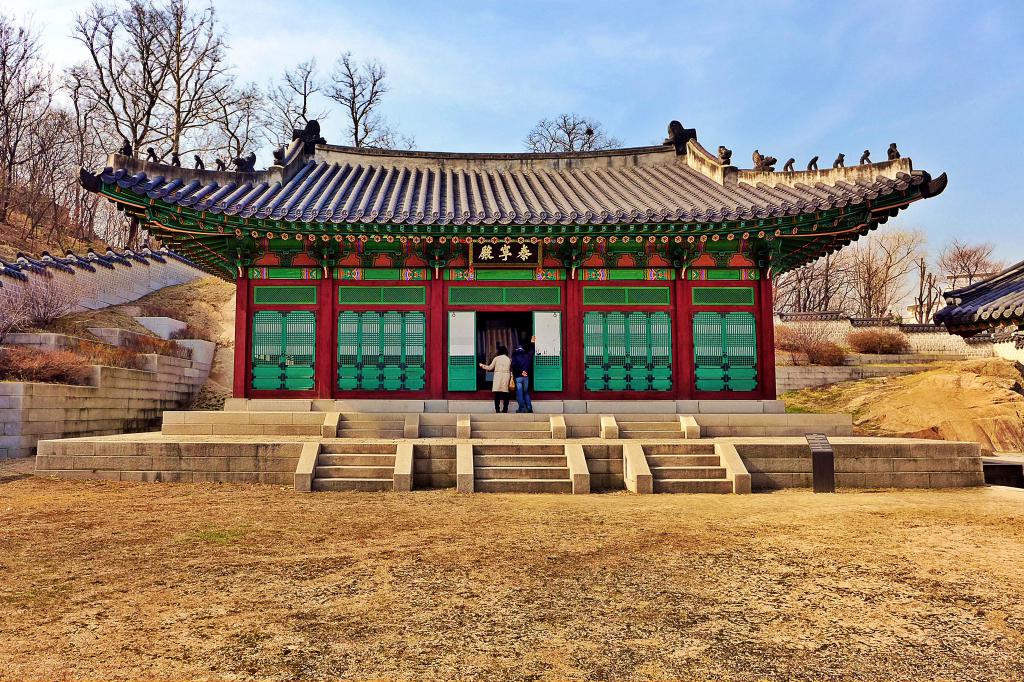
1, 351, 212, 459
36, 437, 300, 485
777, 363, 933, 393
733, 439, 983, 490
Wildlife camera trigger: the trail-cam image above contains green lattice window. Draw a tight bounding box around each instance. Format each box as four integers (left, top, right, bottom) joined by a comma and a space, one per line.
692, 286, 754, 306
338, 286, 426, 305
583, 286, 670, 306
250, 310, 316, 391
448, 286, 560, 306
583, 311, 672, 392
337, 311, 426, 391
253, 285, 317, 305
693, 311, 757, 392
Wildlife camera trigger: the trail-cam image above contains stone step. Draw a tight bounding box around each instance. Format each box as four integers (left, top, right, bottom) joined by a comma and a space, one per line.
651, 466, 727, 480
614, 419, 679, 425
642, 443, 717, 456
473, 421, 552, 431
336, 428, 406, 438
474, 454, 567, 467
315, 465, 395, 479
475, 478, 573, 494
476, 466, 570, 480
339, 418, 405, 427
646, 454, 721, 467
654, 478, 734, 494
312, 478, 393, 492
320, 443, 397, 455
471, 430, 551, 439
620, 430, 684, 438
473, 444, 564, 456
319, 453, 396, 467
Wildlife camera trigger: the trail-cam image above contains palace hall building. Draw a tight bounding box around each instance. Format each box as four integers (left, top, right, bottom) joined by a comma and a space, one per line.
81, 120, 947, 403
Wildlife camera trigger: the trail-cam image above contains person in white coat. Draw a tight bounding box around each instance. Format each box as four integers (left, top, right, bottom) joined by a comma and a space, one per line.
480, 344, 512, 413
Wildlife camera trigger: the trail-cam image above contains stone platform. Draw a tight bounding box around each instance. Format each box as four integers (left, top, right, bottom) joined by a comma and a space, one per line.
34, 407, 984, 494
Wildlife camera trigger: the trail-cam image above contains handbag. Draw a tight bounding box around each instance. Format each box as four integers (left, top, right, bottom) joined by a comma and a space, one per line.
508, 375, 516, 392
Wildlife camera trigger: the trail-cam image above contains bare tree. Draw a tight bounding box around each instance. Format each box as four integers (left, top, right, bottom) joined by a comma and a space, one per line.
937, 239, 1003, 290
911, 256, 944, 323
211, 82, 262, 160
524, 114, 621, 153
847, 230, 925, 318
69, 1, 171, 159
263, 59, 327, 147
773, 251, 855, 313
157, 0, 230, 156
326, 52, 412, 149
0, 15, 53, 223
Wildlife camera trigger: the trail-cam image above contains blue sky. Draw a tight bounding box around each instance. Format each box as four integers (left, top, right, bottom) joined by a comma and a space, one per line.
9, 0, 1024, 261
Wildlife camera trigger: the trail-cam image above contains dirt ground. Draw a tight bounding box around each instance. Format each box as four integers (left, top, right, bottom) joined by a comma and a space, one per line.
784, 358, 1024, 453
1, 470, 1022, 681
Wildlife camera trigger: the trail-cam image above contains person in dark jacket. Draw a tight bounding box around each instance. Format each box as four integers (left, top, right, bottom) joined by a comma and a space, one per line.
510, 335, 536, 413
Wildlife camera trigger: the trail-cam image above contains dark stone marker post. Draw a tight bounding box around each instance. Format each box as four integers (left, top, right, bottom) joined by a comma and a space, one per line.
805, 433, 836, 493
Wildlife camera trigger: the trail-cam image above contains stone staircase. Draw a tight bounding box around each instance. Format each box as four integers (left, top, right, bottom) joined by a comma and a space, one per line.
470, 416, 552, 439
618, 416, 683, 439
645, 442, 733, 494
312, 442, 397, 491
336, 414, 405, 439
473, 443, 572, 493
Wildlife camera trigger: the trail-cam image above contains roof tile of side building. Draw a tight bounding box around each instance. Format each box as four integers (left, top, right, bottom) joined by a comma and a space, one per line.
935, 260, 1024, 334
91, 134, 942, 228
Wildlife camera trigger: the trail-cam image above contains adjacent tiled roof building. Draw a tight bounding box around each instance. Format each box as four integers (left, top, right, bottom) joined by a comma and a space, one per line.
935, 260, 1024, 335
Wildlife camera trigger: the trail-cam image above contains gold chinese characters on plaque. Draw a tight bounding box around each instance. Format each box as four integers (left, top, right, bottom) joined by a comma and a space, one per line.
469, 241, 542, 267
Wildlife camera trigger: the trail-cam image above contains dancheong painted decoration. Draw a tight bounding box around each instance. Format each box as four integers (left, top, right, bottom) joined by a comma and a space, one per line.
81, 119, 947, 400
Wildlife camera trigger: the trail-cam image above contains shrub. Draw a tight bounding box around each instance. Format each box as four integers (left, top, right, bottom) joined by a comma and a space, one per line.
169, 323, 215, 343
72, 340, 146, 370
124, 334, 189, 358
0, 346, 93, 385
775, 324, 848, 366
847, 329, 911, 354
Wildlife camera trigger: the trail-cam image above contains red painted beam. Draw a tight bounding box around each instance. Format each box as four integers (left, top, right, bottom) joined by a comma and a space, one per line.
232, 269, 249, 398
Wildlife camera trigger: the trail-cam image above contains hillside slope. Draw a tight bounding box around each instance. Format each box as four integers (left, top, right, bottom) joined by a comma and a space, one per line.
783, 358, 1024, 453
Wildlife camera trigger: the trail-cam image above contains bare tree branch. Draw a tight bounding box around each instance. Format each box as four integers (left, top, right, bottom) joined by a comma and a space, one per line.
524, 114, 621, 153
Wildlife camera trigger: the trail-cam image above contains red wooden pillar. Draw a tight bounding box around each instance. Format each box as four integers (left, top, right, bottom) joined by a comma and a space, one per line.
674, 271, 694, 400
564, 275, 582, 399
232, 269, 250, 398
428, 274, 445, 399
314, 272, 334, 399
758, 272, 777, 399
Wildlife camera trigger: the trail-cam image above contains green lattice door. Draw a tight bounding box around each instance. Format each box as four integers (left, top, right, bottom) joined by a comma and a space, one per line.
533, 311, 562, 391
583, 311, 672, 391
250, 310, 316, 391
337, 311, 426, 391
448, 311, 476, 391
693, 311, 758, 392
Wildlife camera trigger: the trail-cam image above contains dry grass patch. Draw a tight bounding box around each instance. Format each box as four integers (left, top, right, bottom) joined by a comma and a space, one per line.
0, 475, 1022, 680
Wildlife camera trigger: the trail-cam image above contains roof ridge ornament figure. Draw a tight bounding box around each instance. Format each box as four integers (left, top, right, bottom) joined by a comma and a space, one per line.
119, 139, 133, 157
215, 158, 227, 171
194, 155, 204, 170
833, 153, 845, 169
783, 158, 795, 173
663, 120, 696, 154
859, 150, 871, 165
146, 147, 158, 163
716, 146, 732, 165
293, 119, 326, 154
752, 149, 777, 172
807, 156, 819, 171
171, 152, 181, 167
887, 143, 900, 160
232, 152, 257, 173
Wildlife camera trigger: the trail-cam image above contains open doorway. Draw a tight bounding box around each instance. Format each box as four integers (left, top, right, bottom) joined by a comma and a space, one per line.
476, 311, 532, 390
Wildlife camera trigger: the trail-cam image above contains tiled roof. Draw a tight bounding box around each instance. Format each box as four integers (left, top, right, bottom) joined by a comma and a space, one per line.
935, 260, 1024, 334
90, 135, 940, 228
0, 247, 196, 286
